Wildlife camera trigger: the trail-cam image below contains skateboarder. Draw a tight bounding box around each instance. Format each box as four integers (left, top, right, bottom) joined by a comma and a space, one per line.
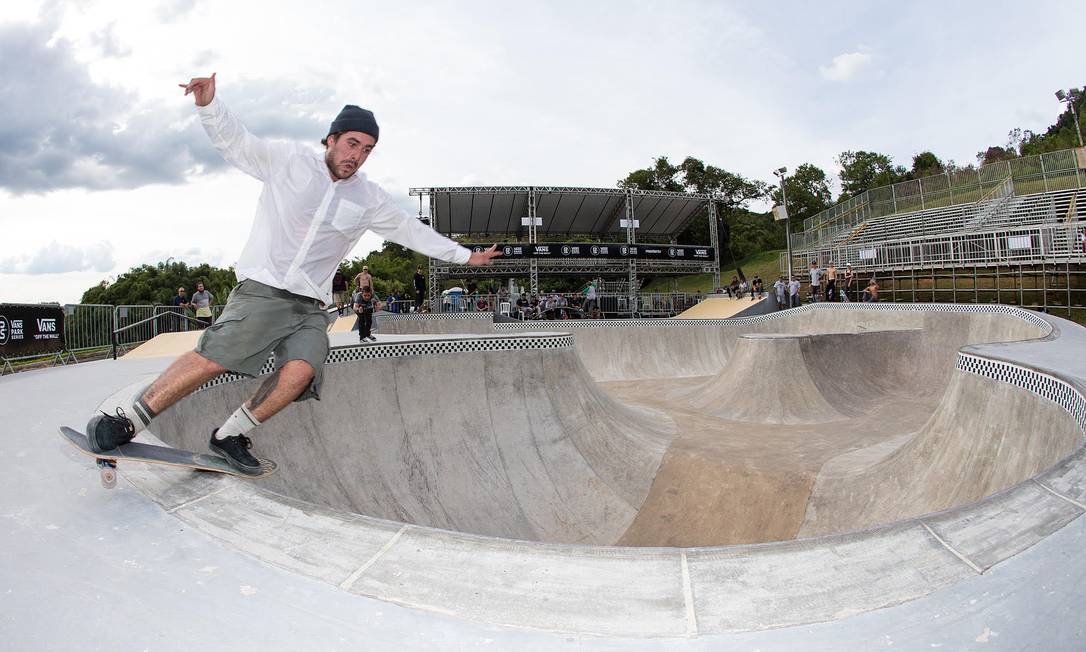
84, 72, 501, 474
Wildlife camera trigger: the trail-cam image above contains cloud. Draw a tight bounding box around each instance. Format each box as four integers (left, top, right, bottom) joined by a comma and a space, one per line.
156, 0, 199, 21
0, 241, 115, 274
0, 16, 334, 194
819, 50, 873, 82
89, 22, 131, 58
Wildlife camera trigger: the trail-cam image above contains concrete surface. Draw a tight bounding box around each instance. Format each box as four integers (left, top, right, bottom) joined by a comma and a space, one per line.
4, 303, 1086, 648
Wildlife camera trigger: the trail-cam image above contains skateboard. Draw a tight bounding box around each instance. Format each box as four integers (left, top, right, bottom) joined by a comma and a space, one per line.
58, 426, 277, 489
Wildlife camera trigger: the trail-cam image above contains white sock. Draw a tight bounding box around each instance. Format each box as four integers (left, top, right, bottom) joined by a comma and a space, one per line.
124, 392, 155, 435
214, 405, 261, 440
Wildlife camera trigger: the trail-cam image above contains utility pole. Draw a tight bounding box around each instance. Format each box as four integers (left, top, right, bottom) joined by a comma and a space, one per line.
773, 167, 794, 282
1056, 88, 1085, 148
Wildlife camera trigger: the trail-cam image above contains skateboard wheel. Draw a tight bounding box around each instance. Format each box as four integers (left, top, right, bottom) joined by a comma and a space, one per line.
97, 459, 117, 489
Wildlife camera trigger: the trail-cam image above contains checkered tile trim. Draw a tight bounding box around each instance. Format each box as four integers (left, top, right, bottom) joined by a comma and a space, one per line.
493, 303, 1052, 333
196, 334, 574, 392
378, 312, 493, 322
957, 353, 1086, 435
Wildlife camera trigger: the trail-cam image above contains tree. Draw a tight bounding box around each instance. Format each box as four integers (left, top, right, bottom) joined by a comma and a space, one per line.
770, 163, 832, 224
976, 145, 1016, 166
80, 260, 237, 306
910, 151, 944, 178
619, 155, 773, 264
836, 150, 906, 199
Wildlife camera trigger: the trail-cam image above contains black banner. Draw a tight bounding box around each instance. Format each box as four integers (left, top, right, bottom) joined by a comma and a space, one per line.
0, 303, 65, 358
479, 243, 715, 261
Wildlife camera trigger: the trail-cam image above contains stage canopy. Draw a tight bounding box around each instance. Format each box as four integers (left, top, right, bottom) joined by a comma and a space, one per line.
410, 186, 711, 238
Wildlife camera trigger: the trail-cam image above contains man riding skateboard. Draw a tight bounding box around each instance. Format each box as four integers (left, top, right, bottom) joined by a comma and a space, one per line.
84, 72, 500, 474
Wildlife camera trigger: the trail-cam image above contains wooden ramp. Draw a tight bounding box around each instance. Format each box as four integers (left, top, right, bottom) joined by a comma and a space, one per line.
674, 296, 753, 319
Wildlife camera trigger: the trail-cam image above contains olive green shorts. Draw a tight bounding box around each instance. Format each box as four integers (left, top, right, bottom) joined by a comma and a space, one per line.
196, 279, 333, 400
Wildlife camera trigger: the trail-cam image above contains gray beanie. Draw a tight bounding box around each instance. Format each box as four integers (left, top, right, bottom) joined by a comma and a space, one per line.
328, 105, 379, 142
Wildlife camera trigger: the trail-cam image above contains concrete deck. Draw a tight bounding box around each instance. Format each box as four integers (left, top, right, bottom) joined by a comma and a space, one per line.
3, 303, 1086, 649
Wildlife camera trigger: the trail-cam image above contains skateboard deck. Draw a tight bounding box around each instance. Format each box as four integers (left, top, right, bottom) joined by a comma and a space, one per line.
59, 426, 276, 488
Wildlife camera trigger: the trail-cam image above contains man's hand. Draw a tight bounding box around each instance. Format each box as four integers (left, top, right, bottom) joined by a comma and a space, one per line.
467, 244, 502, 266
179, 72, 216, 107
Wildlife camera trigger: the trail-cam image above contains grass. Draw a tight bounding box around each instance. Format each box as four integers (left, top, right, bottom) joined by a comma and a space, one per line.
641, 250, 785, 293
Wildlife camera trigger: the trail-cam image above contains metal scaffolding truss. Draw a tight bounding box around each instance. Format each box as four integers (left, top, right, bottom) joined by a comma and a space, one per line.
432, 260, 714, 277
411, 185, 723, 315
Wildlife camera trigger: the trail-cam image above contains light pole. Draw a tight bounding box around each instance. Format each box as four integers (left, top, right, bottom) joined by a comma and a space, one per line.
773, 167, 793, 282
1056, 88, 1085, 148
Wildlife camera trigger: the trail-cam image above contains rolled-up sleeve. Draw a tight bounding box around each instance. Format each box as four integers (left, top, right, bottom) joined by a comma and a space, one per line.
367, 200, 472, 264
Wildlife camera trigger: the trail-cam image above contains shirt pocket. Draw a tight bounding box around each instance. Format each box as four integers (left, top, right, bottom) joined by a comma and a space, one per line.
330, 198, 365, 238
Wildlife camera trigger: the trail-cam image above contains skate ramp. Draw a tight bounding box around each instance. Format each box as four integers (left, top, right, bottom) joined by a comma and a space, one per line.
150, 305, 1080, 547
153, 335, 676, 544
674, 296, 751, 318
122, 331, 201, 359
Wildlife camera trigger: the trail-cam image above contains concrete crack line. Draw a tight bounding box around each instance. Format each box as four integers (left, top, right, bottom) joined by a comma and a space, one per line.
681, 550, 699, 637
339, 525, 408, 590
165, 484, 230, 514
920, 521, 984, 575
1033, 479, 1086, 511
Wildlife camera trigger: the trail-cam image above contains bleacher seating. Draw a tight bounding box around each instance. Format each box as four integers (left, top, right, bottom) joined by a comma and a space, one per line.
816, 187, 1083, 250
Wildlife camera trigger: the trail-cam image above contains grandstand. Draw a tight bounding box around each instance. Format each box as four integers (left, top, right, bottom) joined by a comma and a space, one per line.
787, 147, 1086, 317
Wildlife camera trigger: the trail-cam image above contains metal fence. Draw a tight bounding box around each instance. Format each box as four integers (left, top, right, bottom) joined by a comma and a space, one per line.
798, 148, 1086, 249
62, 304, 114, 353
787, 220, 1086, 274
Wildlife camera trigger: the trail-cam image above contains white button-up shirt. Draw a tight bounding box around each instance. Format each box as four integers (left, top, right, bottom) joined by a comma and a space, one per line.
197, 97, 470, 304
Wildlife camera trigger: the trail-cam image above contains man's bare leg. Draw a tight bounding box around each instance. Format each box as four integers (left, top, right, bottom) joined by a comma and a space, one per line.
246, 360, 315, 421
140, 351, 229, 415
208, 360, 314, 472
86, 351, 228, 452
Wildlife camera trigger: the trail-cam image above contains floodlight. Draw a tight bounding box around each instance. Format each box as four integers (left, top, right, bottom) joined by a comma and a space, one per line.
1056, 89, 1067, 101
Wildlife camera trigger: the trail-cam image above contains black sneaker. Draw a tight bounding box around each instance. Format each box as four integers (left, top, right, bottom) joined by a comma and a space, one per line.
86, 408, 137, 453
368, 335, 377, 341
208, 430, 262, 475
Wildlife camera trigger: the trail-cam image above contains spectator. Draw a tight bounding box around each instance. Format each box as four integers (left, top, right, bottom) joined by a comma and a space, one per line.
413, 265, 426, 312
843, 263, 856, 302
808, 261, 822, 302
352, 286, 381, 342
190, 281, 215, 329
773, 276, 786, 310
738, 279, 748, 299
386, 293, 397, 313
583, 279, 598, 315
862, 278, 880, 303
515, 293, 529, 319
728, 276, 739, 298
788, 275, 801, 308
171, 286, 190, 332
353, 265, 373, 296
476, 296, 489, 312
751, 275, 763, 301
590, 305, 602, 319
332, 268, 348, 316
825, 263, 838, 302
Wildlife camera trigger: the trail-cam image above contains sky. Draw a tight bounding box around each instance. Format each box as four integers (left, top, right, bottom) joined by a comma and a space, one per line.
0, 0, 1081, 304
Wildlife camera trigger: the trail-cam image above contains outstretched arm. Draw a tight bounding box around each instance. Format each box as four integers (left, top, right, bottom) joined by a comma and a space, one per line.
179, 72, 293, 181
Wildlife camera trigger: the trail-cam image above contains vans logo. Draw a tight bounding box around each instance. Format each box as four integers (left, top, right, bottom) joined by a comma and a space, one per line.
37, 318, 57, 332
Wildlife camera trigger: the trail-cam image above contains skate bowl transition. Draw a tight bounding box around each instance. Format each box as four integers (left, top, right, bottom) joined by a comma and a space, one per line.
112, 303, 1086, 636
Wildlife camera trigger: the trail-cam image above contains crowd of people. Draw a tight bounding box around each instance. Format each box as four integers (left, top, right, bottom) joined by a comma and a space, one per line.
712, 262, 883, 310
